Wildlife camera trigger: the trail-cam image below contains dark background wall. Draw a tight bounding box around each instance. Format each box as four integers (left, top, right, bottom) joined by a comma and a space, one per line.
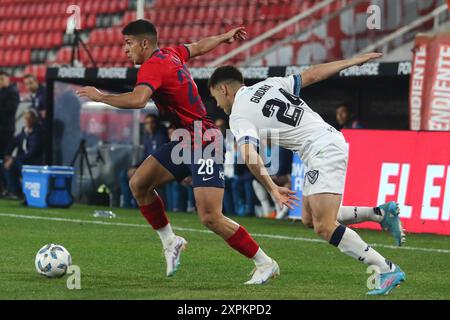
197, 76, 410, 130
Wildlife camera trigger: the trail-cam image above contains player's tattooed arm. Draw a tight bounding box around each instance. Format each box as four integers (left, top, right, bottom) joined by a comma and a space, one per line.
240, 143, 299, 210
186, 27, 247, 58
300, 52, 383, 88
76, 85, 152, 109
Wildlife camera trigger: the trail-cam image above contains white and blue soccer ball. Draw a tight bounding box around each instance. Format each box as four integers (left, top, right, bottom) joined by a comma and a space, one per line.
35, 244, 72, 278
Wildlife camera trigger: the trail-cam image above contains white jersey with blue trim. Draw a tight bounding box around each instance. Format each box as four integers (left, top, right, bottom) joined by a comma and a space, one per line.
229, 75, 344, 161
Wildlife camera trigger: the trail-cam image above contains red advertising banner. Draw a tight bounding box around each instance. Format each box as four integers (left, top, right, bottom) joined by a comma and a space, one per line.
342, 130, 450, 235
410, 32, 450, 131
421, 33, 450, 131
409, 35, 430, 130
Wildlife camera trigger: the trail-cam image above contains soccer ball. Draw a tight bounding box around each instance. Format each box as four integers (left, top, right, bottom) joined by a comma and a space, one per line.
35, 244, 72, 278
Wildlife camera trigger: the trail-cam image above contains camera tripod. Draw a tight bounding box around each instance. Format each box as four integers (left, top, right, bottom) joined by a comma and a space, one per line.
70, 139, 97, 200
70, 29, 97, 67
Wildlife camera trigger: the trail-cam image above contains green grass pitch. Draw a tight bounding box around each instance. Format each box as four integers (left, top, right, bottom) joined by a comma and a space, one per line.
0, 199, 449, 300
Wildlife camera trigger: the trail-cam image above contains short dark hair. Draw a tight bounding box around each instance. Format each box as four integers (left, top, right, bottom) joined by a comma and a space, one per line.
208, 66, 244, 89
0, 70, 11, 77
23, 74, 37, 81
145, 113, 158, 121
336, 103, 353, 113
25, 108, 39, 119
122, 19, 157, 42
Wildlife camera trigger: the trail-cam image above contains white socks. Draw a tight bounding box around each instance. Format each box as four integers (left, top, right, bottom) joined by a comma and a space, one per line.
252, 248, 273, 267
330, 225, 393, 273
252, 180, 273, 216
156, 224, 176, 248
337, 206, 384, 225
253, 180, 289, 219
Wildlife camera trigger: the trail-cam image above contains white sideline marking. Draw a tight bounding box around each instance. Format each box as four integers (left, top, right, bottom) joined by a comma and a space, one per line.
1, 212, 449, 254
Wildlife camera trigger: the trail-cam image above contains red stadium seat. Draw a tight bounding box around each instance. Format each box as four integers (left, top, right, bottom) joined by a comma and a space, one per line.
184, 7, 195, 23
36, 18, 45, 32
117, 0, 128, 12
85, 14, 96, 29
36, 33, 46, 48
159, 25, 170, 41
52, 33, 63, 47
55, 47, 72, 64
171, 25, 181, 40
21, 49, 31, 65
100, 1, 110, 14
4, 50, 12, 66
193, 7, 206, 24
11, 49, 21, 66
44, 18, 53, 32
36, 3, 45, 17
29, 18, 37, 33
100, 46, 110, 63
167, 9, 177, 24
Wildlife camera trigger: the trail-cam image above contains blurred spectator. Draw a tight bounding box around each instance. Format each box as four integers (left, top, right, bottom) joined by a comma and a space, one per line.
0, 71, 20, 160
253, 140, 293, 219
164, 124, 195, 213
23, 74, 47, 120
119, 114, 169, 208
234, 147, 256, 217
2, 109, 44, 199
166, 176, 195, 213
216, 117, 238, 215
335, 103, 365, 130
0, 71, 20, 193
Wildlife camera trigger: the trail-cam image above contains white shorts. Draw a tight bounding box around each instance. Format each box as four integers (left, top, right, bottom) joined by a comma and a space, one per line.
302, 138, 349, 197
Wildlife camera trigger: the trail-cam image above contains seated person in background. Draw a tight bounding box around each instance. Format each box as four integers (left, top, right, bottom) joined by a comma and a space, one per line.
252, 140, 293, 219
335, 103, 365, 130
120, 114, 169, 208
2, 109, 44, 199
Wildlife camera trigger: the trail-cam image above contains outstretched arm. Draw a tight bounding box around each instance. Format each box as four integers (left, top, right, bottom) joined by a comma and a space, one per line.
300, 52, 383, 88
187, 27, 247, 58
76, 85, 152, 109
240, 143, 299, 210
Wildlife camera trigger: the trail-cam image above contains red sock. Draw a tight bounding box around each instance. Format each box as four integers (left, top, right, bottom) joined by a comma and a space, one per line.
139, 196, 169, 230
226, 226, 259, 258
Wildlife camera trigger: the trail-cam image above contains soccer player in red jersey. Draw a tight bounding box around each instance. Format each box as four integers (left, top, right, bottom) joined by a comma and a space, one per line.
77, 20, 297, 284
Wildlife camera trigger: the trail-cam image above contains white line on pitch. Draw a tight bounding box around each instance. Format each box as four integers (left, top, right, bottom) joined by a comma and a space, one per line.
1, 212, 449, 254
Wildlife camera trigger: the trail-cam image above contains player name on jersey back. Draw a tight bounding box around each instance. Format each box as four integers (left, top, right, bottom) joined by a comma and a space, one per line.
250, 84, 273, 103
230, 76, 345, 162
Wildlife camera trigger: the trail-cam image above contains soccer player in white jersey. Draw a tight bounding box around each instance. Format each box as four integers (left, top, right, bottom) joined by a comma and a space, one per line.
208, 53, 406, 295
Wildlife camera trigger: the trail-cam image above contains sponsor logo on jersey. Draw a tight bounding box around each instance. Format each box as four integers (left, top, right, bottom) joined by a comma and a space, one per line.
306, 170, 319, 184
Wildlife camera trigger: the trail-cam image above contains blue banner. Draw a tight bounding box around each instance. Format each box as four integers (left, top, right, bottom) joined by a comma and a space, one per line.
289, 154, 305, 219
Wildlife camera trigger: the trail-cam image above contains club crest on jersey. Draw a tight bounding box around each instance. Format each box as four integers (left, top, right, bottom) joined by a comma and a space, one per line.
306, 170, 319, 184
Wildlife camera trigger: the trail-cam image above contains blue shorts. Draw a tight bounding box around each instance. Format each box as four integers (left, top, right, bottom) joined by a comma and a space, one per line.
151, 141, 225, 189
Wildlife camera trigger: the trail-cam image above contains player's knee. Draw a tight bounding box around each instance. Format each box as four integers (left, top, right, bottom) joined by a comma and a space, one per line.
313, 223, 334, 241
199, 215, 215, 230
129, 174, 152, 197
302, 217, 314, 228
198, 211, 221, 230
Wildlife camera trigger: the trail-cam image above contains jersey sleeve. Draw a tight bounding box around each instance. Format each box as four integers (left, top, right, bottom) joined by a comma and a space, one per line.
165, 44, 191, 63
229, 113, 260, 148
135, 62, 163, 92
267, 74, 302, 96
